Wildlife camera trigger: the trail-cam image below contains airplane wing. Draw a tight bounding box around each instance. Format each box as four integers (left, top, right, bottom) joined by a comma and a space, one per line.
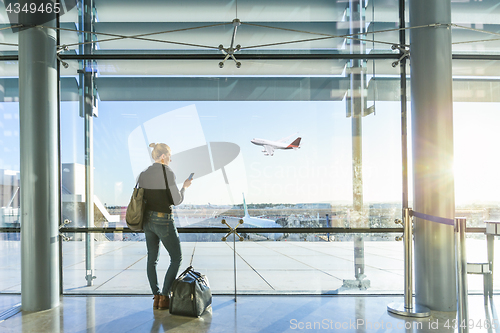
263, 145, 274, 156
277, 132, 299, 143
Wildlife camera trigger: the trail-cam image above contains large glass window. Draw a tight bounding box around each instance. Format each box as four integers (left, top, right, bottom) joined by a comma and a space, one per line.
57, 52, 406, 293
452, 1, 500, 54
1, 0, 499, 296
0, 62, 21, 293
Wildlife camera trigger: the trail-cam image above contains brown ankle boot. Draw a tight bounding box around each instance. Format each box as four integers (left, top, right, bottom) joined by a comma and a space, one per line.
159, 295, 169, 310
153, 295, 160, 309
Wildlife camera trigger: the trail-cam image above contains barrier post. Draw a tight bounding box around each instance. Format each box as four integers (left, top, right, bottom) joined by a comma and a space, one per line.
387, 208, 430, 317
403, 207, 413, 309
455, 217, 469, 333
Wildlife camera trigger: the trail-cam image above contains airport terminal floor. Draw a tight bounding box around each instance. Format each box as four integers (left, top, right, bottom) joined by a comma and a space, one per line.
0, 294, 499, 332
4, 0, 500, 331
1, 238, 499, 332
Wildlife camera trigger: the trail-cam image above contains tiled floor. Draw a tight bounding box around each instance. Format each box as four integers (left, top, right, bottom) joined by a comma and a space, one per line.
0, 239, 498, 295
0, 294, 499, 332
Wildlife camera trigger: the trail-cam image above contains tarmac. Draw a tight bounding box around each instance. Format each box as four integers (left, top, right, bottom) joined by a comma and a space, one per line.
0, 238, 498, 295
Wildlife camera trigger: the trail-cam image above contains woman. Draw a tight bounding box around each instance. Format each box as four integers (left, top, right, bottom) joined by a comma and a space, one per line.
138, 143, 192, 310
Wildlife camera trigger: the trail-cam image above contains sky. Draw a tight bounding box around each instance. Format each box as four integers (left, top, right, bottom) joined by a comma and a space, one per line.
59, 100, 403, 206
453, 103, 500, 205
2, 99, 500, 207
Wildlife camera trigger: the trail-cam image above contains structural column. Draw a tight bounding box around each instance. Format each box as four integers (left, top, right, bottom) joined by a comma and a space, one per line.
19, 21, 60, 310
80, 0, 98, 286
410, 0, 456, 311
346, 0, 368, 289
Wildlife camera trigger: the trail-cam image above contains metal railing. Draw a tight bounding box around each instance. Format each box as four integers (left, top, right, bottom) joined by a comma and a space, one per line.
0, 226, 486, 234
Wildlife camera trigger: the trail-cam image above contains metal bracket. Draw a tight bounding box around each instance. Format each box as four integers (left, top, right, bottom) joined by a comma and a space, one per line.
391, 44, 410, 67
342, 274, 371, 290
85, 270, 96, 283
221, 219, 244, 241
59, 219, 72, 241
394, 218, 403, 241
218, 19, 242, 68
56, 45, 69, 69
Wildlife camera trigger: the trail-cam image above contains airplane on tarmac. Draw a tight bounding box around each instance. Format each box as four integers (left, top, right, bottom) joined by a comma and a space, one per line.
178, 194, 284, 241
251, 134, 301, 156
239, 194, 284, 241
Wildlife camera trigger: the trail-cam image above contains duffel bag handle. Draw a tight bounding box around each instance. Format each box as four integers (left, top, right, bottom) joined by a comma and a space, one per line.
178, 266, 207, 284
179, 265, 194, 278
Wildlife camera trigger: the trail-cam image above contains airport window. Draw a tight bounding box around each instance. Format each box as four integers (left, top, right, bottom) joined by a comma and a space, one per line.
1, 0, 499, 295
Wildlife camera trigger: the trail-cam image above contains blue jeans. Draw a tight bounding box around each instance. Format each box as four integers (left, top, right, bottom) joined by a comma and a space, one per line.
143, 211, 182, 296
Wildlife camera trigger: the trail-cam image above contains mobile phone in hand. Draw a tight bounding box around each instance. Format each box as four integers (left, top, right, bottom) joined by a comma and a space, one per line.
188, 173, 194, 180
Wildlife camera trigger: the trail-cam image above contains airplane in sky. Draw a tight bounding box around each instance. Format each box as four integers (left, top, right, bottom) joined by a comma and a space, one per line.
251, 134, 301, 156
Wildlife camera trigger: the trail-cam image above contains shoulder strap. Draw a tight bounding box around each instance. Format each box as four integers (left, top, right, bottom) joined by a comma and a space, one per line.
162, 164, 175, 206
135, 173, 140, 188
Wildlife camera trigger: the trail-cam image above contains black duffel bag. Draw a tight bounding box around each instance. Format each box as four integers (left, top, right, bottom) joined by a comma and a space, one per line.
169, 266, 212, 317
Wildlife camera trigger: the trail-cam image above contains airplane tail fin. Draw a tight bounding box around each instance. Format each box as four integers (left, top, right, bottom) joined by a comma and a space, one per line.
287, 137, 301, 149
243, 193, 250, 218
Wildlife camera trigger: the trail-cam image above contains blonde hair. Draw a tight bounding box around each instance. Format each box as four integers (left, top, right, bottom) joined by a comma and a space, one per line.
149, 143, 171, 161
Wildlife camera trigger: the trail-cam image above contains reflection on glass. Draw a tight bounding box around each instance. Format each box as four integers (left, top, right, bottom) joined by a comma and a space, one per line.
53, 0, 400, 54
0, 233, 21, 293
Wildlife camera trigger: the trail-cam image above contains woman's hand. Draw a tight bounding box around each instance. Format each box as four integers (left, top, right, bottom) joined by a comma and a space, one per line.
183, 178, 192, 189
